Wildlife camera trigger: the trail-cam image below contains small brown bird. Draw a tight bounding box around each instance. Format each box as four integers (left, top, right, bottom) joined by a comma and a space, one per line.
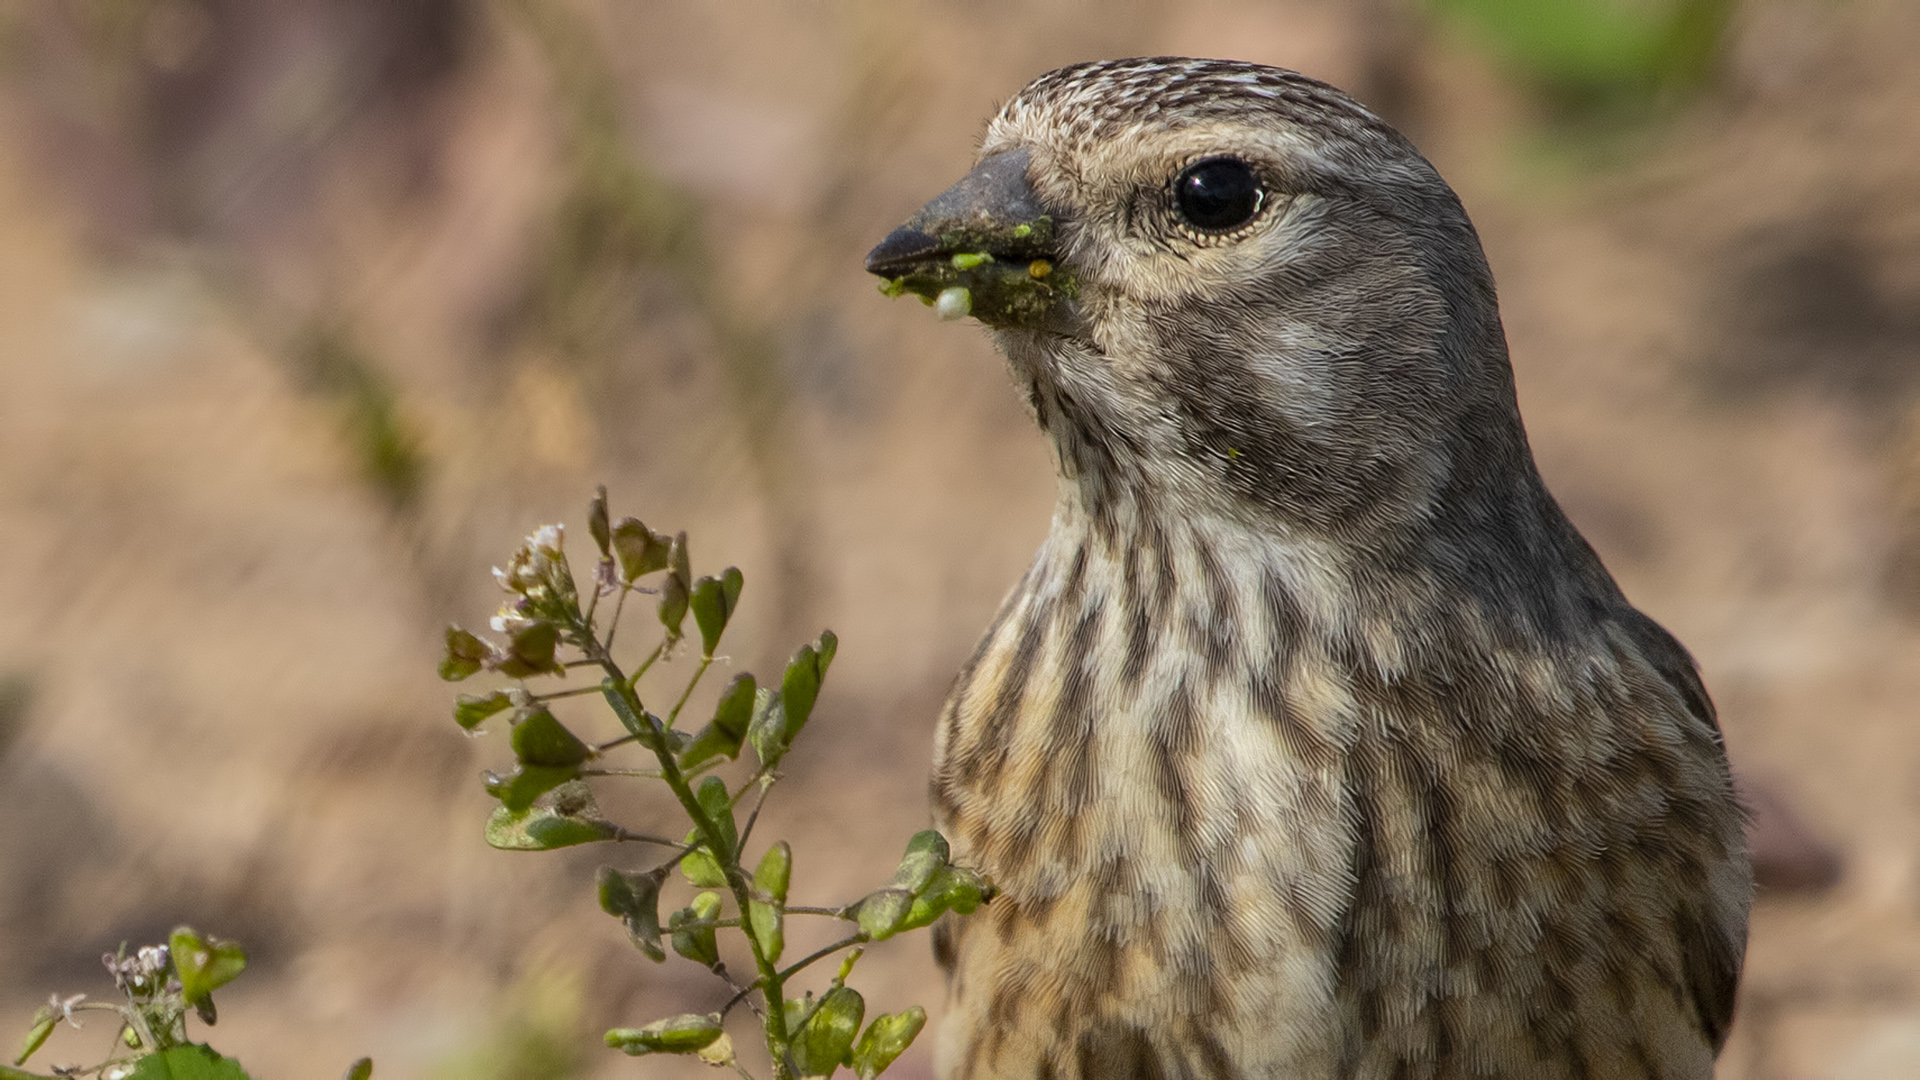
867, 59, 1749, 1080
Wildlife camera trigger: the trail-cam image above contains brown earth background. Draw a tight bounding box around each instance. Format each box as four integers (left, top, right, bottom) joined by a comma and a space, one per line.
1, 2, 1918, 1078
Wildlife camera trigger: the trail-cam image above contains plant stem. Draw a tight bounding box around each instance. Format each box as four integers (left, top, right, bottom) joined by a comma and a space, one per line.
666, 655, 714, 725
600, 582, 633, 652
609, 827, 685, 846
735, 776, 774, 852
775, 933, 868, 984
534, 683, 606, 702
581, 627, 795, 1080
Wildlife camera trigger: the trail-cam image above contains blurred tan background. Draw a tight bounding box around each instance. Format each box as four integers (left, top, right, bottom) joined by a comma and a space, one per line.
0, 1, 1917, 1077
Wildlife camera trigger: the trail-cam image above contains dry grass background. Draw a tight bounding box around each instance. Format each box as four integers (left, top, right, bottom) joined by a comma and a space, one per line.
1, 1, 1918, 1077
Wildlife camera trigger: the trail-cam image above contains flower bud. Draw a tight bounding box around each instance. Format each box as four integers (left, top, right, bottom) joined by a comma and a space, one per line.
588, 488, 611, 557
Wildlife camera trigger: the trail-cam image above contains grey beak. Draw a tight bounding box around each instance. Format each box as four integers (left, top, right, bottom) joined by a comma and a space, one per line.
865, 148, 1057, 277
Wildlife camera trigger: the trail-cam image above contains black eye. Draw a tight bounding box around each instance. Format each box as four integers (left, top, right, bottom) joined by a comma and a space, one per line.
1174, 157, 1263, 233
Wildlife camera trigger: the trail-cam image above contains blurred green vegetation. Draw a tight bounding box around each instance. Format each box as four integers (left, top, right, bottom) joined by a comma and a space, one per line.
1430, 0, 1736, 116
428, 967, 588, 1080
290, 324, 429, 516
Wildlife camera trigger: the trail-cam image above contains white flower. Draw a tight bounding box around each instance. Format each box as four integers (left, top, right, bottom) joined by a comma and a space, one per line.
531, 523, 565, 556
134, 945, 169, 977
491, 603, 539, 636
50, 992, 85, 1028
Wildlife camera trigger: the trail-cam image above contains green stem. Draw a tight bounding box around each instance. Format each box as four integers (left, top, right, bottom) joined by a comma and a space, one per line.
609, 827, 684, 846
775, 933, 868, 985
533, 683, 605, 702
582, 630, 795, 1080
600, 582, 634, 652
735, 774, 774, 852
666, 655, 714, 725
627, 638, 668, 687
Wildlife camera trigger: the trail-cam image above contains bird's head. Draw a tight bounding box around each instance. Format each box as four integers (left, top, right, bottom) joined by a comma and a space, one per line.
869, 58, 1537, 548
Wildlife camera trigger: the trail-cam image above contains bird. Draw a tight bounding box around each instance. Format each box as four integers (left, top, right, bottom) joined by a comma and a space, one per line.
864, 58, 1749, 1080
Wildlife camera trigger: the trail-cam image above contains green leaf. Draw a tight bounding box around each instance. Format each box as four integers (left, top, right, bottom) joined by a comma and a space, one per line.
127, 1045, 254, 1080
678, 673, 756, 769
889, 831, 949, 893
610, 518, 672, 582
755, 841, 792, 903
750, 842, 791, 964
689, 567, 744, 657
669, 530, 691, 585
492, 621, 562, 679
453, 691, 513, 731
746, 687, 788, 770
605, 1013, 723, 1056
856, 832, 955, 940
14, 1007, 52, 1066
780, 641, 824, 739
680, 835, 728, 888
440, 626, 490, 681
792, 987, 864, 1078
170, 928, 247, 1008
342, 1060, 373, 1080
483, 764, 578, 813
856, 890, 913, 941
588, 488, 611, 557
511, 707, 591, 767
851, 1008, 927, 1080
485, 803, 618, 851
597, 867, 667, 962
711, 673, 756, 740
695, 775, 737, 861
892, 865, 995, 936
1, 1067, 49, 1080
669, 893, 721, 966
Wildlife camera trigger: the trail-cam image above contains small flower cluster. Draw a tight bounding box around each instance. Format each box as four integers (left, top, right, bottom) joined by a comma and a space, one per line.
11, 930, 252, 1080
102, 945, 171, 1000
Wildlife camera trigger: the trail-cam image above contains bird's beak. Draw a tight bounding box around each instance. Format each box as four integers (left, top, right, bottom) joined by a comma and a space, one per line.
865, 148, 1075, 330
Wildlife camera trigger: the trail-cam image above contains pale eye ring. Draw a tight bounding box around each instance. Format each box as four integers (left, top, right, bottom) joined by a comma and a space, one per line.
1174, 157, 1264, 233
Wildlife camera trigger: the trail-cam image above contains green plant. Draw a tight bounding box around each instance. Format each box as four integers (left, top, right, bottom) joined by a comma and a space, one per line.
440, 489, 991, 1080
1430, 0, 1736, 115
5, 927, 307, 1080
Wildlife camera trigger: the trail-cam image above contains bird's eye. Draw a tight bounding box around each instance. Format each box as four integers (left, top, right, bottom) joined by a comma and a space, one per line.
1174, 157, 1263, 233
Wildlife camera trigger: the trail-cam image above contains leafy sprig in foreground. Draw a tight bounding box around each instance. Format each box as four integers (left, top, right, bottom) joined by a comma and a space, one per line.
442, 490, 992, 1080
6, 929, 292, 1080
